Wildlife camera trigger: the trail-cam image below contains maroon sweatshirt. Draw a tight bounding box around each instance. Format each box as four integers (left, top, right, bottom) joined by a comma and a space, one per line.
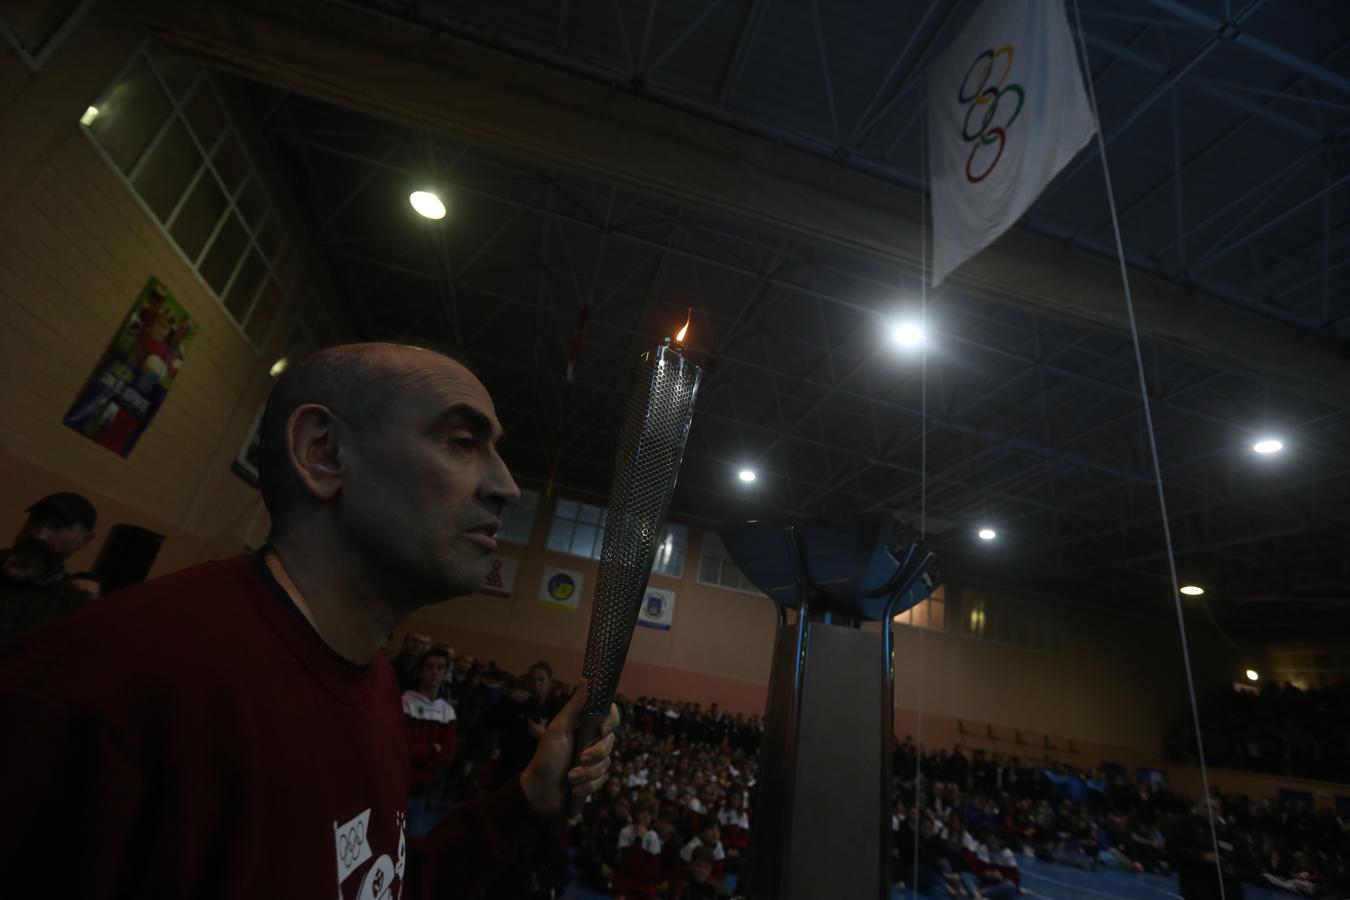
0, 553, 541, 899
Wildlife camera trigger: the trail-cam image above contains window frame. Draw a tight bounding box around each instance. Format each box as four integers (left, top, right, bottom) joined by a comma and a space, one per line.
80, 41, 295, 354
695, 532, 762, 596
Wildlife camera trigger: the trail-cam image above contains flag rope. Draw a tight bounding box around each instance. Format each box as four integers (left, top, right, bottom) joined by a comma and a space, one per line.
912, 89, 929, 900
1067, 2, 1227, 897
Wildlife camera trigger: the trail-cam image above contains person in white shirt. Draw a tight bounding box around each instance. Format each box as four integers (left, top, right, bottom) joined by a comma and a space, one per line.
680, 822, 726, 863
618, 808, 663, 857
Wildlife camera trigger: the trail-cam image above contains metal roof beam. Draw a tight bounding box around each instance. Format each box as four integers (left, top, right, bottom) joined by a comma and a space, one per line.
1146, 0, 1350, 98
147, 0, 1350, 401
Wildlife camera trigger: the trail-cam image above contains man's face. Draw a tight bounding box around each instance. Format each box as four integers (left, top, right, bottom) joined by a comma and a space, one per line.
528, 666, 552, 700
419, 655, 448, 690
404, 633, 431, 658
4, 511, 92, 582
339, 350, 520, 599
454, 654, 473, 675
690, 860, 712, 883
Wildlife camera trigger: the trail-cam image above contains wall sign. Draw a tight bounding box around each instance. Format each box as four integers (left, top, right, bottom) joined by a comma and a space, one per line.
637, 585, 676, 631
480, 555, 518, 598
538, 565, 583, 611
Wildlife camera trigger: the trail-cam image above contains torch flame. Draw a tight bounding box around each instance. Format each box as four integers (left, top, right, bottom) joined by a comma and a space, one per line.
674, 309, 691, 344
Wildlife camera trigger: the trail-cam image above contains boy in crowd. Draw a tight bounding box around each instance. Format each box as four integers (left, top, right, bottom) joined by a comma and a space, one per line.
402, 648, 457, 836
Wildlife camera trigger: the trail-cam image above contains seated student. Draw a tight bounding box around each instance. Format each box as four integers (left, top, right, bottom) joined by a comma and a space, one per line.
717, 788, 751, 860
959, 833, 1020, 900
591, 796, 632, 892
654, 808, 684, 888
680, 848, 719, 900
615, 806, 664, 899
401, 648, 457, 836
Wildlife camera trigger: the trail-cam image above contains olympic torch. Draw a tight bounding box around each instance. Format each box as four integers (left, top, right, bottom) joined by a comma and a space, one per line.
570, 315, 701, 804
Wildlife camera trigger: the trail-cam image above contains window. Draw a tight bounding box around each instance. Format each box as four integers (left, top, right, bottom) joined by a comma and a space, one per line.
959, 589, 1062, 654
547, 498, 608, 560
893, 587, 946, 632
652, 522, 686, 579
697, 533, 760, 594
498, 489, 539, 545
82, 43, 296, 350
546, 498, 684, 569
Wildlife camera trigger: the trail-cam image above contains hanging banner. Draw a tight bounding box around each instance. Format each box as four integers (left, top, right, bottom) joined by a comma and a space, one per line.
927, 0, 1096, 285
637, 585, 676, 631
480, 555, 519, 598
62, 277, 198, 456
538, 565, 583, 611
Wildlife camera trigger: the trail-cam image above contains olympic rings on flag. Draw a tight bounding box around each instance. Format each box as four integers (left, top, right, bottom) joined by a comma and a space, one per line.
955, 45, 1024, 183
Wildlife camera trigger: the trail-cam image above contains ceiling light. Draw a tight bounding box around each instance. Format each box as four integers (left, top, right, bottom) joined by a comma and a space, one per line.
80, 106, 100, 126
977, 528, 996, 541
1245, 669, 1259, 683
738, 469, 757, 483
269, 357, 288, 377
409, 190, 446, 220
1252, 438, 1283, 455
893, 322, 925, 347
1179, 585, 1204, 596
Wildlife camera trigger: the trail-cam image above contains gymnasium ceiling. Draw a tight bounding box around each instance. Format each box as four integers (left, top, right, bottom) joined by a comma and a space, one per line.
174, 0, 1350, 638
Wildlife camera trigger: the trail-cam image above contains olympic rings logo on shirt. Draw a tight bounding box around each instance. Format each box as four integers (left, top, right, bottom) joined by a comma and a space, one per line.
337, 819, 367, 865
957, 46, 1025, 183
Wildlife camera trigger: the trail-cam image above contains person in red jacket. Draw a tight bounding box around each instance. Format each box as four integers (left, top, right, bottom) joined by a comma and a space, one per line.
404, 648, 458, 836
0, 343, 618, 900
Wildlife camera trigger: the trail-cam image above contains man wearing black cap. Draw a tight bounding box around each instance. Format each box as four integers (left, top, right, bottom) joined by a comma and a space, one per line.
0, 492, 98, 638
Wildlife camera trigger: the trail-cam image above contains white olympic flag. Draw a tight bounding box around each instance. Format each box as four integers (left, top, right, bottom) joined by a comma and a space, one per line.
927, 0, 1096, 286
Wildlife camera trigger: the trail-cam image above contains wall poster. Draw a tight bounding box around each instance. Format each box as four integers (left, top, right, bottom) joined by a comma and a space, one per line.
63, 277, 197, 456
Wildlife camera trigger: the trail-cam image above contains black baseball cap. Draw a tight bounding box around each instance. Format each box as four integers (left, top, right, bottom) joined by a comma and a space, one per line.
27, 492, 97, 529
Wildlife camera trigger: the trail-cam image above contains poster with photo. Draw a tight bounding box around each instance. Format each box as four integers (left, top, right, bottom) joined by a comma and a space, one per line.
538, 565, 583, 611
63, 277, 197, 457
637, 585, 676, 630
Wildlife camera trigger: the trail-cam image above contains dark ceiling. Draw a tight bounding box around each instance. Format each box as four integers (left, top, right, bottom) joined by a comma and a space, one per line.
239, 0, 1350, 639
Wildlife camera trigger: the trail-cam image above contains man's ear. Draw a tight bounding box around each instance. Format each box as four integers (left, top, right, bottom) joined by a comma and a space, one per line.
285, 403, 345, 502
78, 529, 95, 552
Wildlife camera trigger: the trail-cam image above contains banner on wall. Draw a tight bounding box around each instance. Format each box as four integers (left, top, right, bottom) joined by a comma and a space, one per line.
637, 585, 676, 631
480, 555, 519, 598
62, 277, 198, 457
538, 565, 583, 611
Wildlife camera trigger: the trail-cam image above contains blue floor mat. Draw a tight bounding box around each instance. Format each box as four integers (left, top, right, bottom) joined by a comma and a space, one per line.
563, 858, 1301, 899
1013, 857, 1297, 900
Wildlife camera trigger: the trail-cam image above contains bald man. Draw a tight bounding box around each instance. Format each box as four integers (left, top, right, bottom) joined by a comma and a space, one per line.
0, 344, 618, 900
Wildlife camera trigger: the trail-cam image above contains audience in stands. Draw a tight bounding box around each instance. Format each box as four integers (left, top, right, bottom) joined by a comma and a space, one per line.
1169, 681, 1350, 783
0, 492, 98, 638
394, 648, 1347, 899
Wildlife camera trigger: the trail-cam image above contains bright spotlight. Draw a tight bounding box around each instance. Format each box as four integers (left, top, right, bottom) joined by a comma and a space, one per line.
269, 357, 289, 377
893, 322, 925, 348
1252, 438, 1283, 455
1245, 669, 1259, 682
1179, 585, 1205, 596
80, 106, 100, 126
738, 469, 757, 483
977, 528, 996, 541
409, 190, 446, 219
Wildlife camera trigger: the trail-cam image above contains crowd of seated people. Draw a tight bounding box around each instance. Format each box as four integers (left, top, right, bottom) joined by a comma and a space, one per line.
1167, 681, 1350, 783
891, 739, 1350, 899
390, 644, 1347, 899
